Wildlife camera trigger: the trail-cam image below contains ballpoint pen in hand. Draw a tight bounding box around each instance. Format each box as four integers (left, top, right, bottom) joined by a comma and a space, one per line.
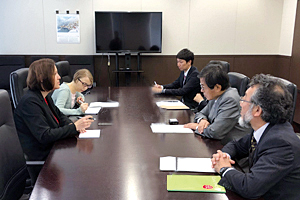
78, 99, 84, 104
154, 81, 157, 85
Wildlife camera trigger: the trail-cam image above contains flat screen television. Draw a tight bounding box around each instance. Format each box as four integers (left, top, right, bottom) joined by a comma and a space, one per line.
95, 12, 162, 53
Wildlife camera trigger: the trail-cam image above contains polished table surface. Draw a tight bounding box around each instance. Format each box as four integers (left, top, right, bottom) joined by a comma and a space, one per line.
30, 87, 248, 200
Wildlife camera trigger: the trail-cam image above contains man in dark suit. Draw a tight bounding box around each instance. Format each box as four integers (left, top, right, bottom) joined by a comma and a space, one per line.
211, 74, 300, 200
152, 48, 205, 110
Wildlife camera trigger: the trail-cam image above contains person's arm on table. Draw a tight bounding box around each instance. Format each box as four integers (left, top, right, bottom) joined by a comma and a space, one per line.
201, 97, 239, 140
219, 142, 294, 199
163, 72, 198, 96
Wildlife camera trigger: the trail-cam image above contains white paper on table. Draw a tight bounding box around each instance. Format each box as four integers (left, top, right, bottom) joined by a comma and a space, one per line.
85, 106, 101, 114
79, 129, 101, 138
159, 157, 215, 173
150, 123, 193, 134
177, 157, 215, 173
89, 102, 119, 108
160, 156, 177, 171
156, 100, 186, 107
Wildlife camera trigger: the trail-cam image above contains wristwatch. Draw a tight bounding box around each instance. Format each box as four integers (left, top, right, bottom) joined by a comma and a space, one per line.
219, 167, 229, 176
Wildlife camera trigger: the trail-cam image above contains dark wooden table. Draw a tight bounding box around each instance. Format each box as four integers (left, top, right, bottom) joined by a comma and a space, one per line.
30, 87, 246, 200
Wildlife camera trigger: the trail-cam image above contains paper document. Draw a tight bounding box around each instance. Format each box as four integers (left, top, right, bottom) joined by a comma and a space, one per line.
167, 174, 225, 193
89, 102, 119, 108
160, 156, 177, 171
85, 106, 101, 114
150, 123, 193, 134
156, 100, 189, 110
79, 129, 101, 138
160, 157, 215, 173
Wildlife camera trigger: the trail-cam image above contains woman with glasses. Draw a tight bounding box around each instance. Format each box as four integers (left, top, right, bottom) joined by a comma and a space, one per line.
52, 69, 93, 115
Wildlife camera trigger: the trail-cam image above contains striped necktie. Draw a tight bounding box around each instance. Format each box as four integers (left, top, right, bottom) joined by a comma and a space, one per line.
249, 135, 257, 168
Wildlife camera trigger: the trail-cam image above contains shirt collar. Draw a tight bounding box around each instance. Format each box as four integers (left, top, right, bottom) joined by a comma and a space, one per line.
253, 122, 270, 144
184, 66, 191, 76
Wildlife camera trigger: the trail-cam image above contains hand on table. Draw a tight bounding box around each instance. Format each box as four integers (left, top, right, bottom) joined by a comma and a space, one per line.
211, 150, 235, 173
74, 115, 94, 132
152, 86, 163, 93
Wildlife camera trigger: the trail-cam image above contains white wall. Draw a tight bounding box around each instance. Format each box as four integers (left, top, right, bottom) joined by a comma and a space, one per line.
0, 0, 297, 55
279, 0, 297, 56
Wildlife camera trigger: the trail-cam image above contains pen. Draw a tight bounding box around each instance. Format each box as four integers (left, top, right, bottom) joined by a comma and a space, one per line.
78, 116, 96, 120
78, 99, 84, 104
154, 81, 157, 85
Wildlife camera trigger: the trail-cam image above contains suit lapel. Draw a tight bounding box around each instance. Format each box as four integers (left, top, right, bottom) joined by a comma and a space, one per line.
251, 124, 274, 165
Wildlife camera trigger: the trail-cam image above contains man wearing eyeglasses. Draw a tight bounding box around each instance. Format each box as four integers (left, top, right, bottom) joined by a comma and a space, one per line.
211, 74, 300, 200
184, 64, 251, 144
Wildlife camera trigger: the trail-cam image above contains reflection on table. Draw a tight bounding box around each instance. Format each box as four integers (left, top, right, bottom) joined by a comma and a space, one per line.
30, 87, 248, 200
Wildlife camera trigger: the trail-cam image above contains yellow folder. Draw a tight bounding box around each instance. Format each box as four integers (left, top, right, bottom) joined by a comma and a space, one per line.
167, 174, 226, 193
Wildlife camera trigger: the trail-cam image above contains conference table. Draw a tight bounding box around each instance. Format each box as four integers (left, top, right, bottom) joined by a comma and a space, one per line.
29, 87, 250, 200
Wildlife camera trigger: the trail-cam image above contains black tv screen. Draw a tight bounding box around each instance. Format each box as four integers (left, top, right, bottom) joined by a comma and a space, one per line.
95, 12, 162, 53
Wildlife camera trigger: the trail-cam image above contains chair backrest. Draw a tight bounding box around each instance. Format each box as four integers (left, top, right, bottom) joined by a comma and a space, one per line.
30, 56, 59, 64
207, 60, 230, 73
0, 89, 28, 200
56, 61, 72, 84
65, 55, 95, 78
275, 77, 297, 123
10, 68, 29, 109
0, 56, 25, 91
228, 72, 250, 96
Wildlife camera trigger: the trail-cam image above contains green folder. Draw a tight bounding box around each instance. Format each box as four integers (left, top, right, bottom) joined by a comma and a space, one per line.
167, 174, 226, 193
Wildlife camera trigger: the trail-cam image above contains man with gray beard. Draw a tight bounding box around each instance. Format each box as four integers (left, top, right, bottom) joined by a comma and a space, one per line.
211, 74, 300, 200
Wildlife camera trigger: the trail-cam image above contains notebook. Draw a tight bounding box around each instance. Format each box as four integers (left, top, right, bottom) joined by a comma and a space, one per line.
167, 174, 225, 193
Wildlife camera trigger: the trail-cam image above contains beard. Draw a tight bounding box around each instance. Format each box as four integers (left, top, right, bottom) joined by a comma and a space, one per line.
239, 108, 253, 128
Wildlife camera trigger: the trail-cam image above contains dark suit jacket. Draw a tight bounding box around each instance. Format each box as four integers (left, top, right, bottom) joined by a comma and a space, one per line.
163, 66, 200, 109
14, 89, 78, 161
219, 122, 300, 200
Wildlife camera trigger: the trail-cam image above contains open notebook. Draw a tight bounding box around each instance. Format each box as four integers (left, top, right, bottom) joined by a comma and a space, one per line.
160, 157, 215, 173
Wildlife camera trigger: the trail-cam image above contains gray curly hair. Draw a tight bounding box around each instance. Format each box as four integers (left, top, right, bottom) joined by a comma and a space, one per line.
249, 74, 293, 124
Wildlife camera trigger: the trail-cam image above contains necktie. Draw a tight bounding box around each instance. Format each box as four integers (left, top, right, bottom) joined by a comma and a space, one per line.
183, 75, 186, 85
248, 135, 257, 168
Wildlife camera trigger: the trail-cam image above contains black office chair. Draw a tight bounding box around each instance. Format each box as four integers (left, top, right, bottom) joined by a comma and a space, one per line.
0, 89, 29, 200
228, 72, 250, 96
207, 60, 230, 73
10, 68, 29, 109
274, 77, 297, 123
0, 56, 25, 93
30, 56, 59, 64
65, 55, 95, 79
56, 61, 72, 84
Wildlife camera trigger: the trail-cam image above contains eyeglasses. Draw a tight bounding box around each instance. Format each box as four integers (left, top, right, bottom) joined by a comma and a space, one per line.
200, 84, 206, 90
78, 78, 92, 89
239, 96, 252, 104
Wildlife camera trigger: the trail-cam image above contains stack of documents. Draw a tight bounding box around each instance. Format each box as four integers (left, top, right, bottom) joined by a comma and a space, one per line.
167, 174, 225, 193
79, 129, 101, 138
156, 100, 189, 110
89, 101, 119, 108
85, 106, 102, 115
160, 157, 215, 173
150, 123, 193, 134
